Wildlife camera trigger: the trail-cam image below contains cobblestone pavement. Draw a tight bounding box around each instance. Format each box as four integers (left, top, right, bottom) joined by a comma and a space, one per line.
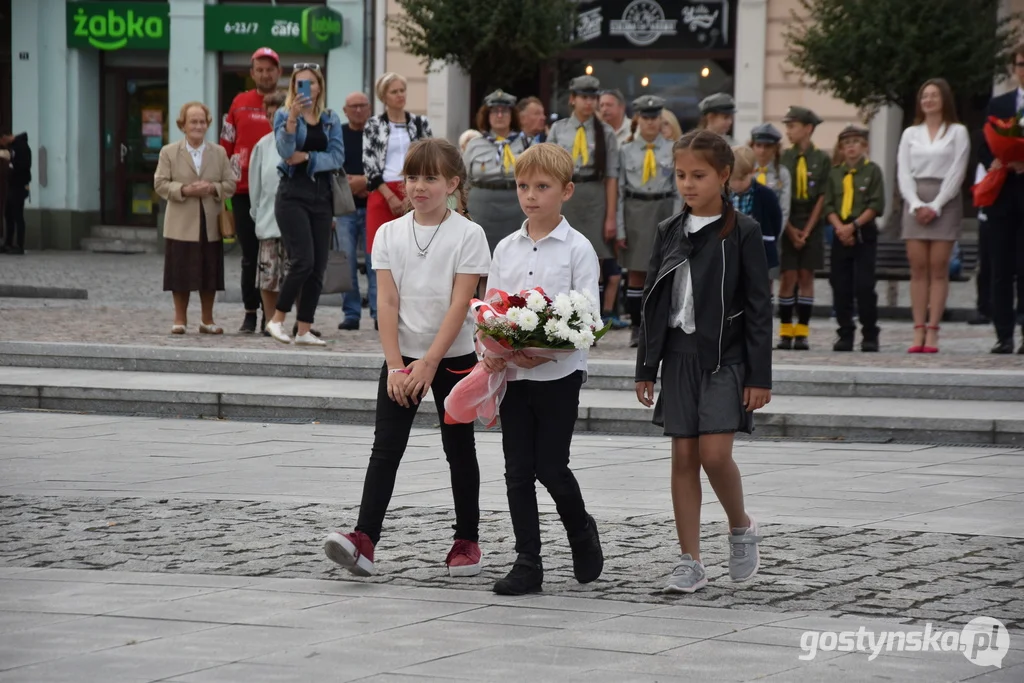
3, 252, 1023, 368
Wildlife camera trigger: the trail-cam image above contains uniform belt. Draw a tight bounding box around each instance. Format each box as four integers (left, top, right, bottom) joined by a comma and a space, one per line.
473, 179, 517, 191
572, 174, 602, 183
625, 190, 674, 201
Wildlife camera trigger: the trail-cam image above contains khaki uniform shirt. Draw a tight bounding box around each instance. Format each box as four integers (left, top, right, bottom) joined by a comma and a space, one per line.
616, 134, 677, 238
823, 157, 886, 223
548, 115, 620, 179
463, 132, 528, 185
781, 144, 832, 225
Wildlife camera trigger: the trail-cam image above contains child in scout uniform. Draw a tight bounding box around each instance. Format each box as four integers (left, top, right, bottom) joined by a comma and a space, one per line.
697, 93, 737, 144
618, 95, 678, 348
778, 106, 831, 351
548, 75, 623, 327
749, 124, 792, 233
823, 125, 886, 352
463, 89, 528, 253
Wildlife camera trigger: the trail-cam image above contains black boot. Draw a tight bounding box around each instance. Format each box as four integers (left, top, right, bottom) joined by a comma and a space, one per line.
240, 312, 257, 334
793, 336, 809, 351
833, 335, 854, 352
629, 326, 640, 348
861, 331, 880, 353
568, 515, 603, 584
493, 554, 543, 596
776, 336, 793, 350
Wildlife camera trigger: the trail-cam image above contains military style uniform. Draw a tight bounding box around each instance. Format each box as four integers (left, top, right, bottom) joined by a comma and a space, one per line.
548, 75, 620, 260
823, 125, 886, 350
750, 123, 792, 230
698, 93, 736, 145
464, 89, 528, 252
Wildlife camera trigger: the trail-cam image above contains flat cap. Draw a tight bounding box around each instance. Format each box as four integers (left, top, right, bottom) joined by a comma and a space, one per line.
838, 124, 870, 141
699, 93, 736, 115
632, 94, 666, 117
750, 123, 782, 144
781, 106, 823, 126
569, 75, 601, 96
483, 89, 517, 108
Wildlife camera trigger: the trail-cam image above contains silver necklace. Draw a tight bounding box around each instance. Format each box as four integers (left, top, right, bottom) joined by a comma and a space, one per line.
413, 209, 449, 257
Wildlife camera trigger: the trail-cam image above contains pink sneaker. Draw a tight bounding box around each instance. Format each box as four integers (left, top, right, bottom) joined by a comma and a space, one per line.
324, 531, 375, 576
446, 539, 483, 577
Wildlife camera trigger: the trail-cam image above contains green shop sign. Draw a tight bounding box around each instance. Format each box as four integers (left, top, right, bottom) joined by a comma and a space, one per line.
67, 2, 170, 51
204, 5, 343, 54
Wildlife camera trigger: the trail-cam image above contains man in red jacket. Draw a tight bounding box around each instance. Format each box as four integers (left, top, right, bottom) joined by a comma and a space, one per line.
220, 47, 282, 333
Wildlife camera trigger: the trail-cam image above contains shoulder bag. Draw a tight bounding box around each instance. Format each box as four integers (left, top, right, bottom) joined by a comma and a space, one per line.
325, 109, 357, 217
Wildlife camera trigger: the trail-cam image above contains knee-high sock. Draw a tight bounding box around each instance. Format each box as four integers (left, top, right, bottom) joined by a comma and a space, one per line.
778, 296, 795, 337
796, 296, 814, 337
626, 286, 644, 328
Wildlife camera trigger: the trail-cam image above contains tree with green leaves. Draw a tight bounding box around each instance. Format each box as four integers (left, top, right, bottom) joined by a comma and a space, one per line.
786, 0, 1022, 124
391, 0, 578, 91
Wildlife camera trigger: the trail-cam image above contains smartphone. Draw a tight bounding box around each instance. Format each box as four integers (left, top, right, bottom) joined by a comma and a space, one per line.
297, 79, 312, 105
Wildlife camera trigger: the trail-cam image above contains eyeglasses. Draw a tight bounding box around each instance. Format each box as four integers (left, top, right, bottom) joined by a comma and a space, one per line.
1015, 61, 1024, 68
293, 63, 321, 72
489, 108, 511, 115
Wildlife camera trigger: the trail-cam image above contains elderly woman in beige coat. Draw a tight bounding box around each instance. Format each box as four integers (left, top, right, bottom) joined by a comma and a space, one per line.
155, 101, 236, 334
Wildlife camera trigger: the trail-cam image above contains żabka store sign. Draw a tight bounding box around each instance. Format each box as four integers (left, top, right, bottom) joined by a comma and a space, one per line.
67, 2, 170, 51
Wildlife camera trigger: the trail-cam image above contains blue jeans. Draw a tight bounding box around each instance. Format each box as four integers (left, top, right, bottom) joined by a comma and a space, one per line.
335, 208, 376, 322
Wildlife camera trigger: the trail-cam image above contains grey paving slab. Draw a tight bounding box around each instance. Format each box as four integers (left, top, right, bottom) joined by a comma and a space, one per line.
0, 652, 225, 683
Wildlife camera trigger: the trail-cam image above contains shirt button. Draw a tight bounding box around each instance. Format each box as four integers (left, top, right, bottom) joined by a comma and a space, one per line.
529, 271, 533, 276
533, 247, 537, 251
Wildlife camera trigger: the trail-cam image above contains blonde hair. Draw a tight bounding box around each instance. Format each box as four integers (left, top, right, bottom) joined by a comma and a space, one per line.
731, 145, 756, 177
515, 143, 573, 187
661, 110, 682, 141
458, 128, 483, 152
401, 139, 470, 217
375, 72, 407, 103
176, 101, 212, 132
285, 68, 326, 119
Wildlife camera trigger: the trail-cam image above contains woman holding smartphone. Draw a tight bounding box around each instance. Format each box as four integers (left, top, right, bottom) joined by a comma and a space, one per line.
265, 63, 344, 346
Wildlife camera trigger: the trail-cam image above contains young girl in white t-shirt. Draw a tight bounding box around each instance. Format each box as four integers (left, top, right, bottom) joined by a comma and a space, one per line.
324, 139, 491, 578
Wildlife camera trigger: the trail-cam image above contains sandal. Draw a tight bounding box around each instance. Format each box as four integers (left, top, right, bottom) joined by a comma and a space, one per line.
171, 324, 186, 335
922, 325, 940, 354
908, 324, 926, 354
199, 323, 224, 335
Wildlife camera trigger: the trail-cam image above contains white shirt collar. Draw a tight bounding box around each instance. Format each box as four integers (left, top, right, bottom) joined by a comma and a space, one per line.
1017, 87, 1024, 109
186, 141, 204, 154
515, 217, 570, 242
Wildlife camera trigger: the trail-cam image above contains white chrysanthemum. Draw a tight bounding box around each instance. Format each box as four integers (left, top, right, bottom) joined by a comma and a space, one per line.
567, 329, 585, 349
551, 293, 573, 319
544, 318, 561, 340
518, 309, 540, 332
506, 307, 524, 325
526, 290, 547, 313
578, 329, 595, 349
554, 319, 573, 341
568, 290, 588, 312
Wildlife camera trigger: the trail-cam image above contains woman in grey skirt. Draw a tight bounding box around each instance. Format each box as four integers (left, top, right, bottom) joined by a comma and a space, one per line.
897, 78, 970, 353
619, 95, 678, 348
464, 89, 528, 253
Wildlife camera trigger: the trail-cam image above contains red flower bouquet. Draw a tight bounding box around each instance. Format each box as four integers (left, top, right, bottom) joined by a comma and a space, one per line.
972, 115, 1024, 208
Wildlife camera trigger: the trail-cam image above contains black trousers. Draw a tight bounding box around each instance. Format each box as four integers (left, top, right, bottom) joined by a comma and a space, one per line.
976, 216, 992, 317
232, 193, 261, 311
355, 353, 480, 545
4, 186, 27, 249
829, 226, 878, 339
499, 371, 589, 558
988, 176, 1024, 341
274, 174, 333, 323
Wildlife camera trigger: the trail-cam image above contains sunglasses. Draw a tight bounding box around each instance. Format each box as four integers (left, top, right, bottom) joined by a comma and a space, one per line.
293, 63, 321, 72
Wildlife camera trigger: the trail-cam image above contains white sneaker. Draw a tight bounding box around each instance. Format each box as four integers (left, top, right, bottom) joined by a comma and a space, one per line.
294, 331, 326, 347
266, 320, 291, 344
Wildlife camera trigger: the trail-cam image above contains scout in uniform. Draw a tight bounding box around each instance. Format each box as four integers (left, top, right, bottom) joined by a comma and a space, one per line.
548, 75, 623, 325
463, 89, 528, 253
777, 106, 832, 350
697, 93, 736, 145
618, 95, 678, 348
823, 125, 886, 352
750, 124, 792, 231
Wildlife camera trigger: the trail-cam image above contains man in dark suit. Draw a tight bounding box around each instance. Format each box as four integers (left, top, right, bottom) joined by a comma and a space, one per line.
979, 43, 1024, 354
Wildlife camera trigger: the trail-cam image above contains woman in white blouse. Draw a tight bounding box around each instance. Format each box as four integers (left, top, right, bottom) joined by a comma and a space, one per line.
897, 78, 970, 353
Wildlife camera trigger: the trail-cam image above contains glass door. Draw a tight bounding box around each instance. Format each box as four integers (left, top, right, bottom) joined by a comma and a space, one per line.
102, 69, 168, 226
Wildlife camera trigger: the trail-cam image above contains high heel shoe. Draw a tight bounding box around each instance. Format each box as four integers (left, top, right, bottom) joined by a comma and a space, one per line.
908, 324, 926, 353
922, 325, 940, 354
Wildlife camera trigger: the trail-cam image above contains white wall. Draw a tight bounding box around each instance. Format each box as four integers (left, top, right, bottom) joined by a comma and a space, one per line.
734, 0, 768, 139
427, 63, 470, 143
168, 0, 211, 143
327, 0, 367, 113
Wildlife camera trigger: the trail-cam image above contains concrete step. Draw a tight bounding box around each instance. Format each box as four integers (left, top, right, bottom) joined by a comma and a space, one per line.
90, 225, 160, 242
1, 342, 1022, 402
79, 237, 159, 255
1, 367, 1021, 445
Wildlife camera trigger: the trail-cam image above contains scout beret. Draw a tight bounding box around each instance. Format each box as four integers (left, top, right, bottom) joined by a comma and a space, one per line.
569, 75, 601, 96
750, 123, 782, 144
699, 93, 736, 115
632, 94, 666, 117
838, 124, 870, 141
483, 89, 517, 108
782, 106, 823, 126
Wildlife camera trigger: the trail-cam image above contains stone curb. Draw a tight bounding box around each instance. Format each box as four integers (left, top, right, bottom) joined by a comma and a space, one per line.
0, 284, 88, 300
1, 341, 1023, 402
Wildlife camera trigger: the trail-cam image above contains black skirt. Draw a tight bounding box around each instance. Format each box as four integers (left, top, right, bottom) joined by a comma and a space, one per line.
163, 206, 225, 293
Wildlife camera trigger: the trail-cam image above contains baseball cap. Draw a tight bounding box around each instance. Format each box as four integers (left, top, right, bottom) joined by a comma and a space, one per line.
251, 48, 280, 65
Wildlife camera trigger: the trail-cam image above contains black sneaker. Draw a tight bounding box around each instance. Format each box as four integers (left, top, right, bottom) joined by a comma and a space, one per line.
293, 324, 322, 338
239, 312, 258, 334
833, 337, 854, 352
338, 319, 360, 331
493, 554, 543, 595
793, 336, 810, 351
629, 327, 640, 348
861, 338, 880, 352
992, 339, 1014, 354
777, 337, 793, 350
568, 515, 603, 584
967, 312, 992, 326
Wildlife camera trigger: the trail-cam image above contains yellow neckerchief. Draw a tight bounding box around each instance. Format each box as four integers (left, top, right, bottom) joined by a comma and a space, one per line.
793, 144, 815, 200
756, 165, 769, 186
641, 139, 658, 185
571, 117, 590, 167
493, 136, 516, 173
841, 156, 868, 221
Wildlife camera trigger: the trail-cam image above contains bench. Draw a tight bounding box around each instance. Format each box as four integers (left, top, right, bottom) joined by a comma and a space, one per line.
815, 240, 978, 306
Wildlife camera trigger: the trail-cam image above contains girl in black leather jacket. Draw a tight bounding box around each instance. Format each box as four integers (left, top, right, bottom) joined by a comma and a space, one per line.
634, 130, 772, 594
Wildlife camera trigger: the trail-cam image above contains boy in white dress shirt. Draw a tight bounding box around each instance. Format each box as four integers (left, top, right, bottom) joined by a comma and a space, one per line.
483, 143, 604, 595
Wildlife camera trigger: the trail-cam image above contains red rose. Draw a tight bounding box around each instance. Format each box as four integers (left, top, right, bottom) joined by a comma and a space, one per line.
508, 295, 527, 308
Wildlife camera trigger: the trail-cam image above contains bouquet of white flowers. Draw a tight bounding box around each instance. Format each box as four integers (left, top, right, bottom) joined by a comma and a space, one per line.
444, 288, 610, 427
